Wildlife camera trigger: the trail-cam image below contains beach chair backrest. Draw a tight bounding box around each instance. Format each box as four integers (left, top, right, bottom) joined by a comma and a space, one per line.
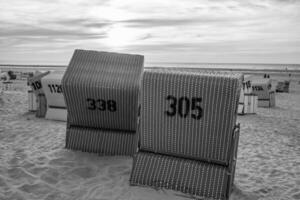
62, 49, 144, 131
140, 69, 242, 165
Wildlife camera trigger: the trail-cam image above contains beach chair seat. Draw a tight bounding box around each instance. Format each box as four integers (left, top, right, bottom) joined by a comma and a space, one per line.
130, 69, 242, 199
62, 49, 144, 156
41, 71, 67, 121
252, 79, 275, 107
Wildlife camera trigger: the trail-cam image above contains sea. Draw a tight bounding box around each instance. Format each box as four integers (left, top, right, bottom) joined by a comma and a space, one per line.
1, 63, 300, 73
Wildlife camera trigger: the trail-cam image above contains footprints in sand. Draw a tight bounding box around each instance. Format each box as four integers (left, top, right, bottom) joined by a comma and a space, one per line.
19, 183, 53, 198
2, 84, 300, 199
68, 167, 97, 179
7, 167, 36, 183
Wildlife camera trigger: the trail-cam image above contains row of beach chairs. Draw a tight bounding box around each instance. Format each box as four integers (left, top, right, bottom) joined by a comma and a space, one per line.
25, 49, 278, 199
27, 68, 276, 121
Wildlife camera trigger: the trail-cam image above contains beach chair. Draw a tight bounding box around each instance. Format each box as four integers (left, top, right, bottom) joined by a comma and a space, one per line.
130, 69, 242, 200
251, 79, 275, 107
41, 71, 67, 121
276, 81, 290, 93
238, 80, 258, 115
27, 71, 50, 117
62, 49, 144, 155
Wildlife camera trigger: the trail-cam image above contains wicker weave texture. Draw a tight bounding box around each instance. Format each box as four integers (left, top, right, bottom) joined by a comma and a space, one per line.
140, 69, 241, 164
62, 49, 144, 131
66, 126, 137, 155
130, 152, 229, 200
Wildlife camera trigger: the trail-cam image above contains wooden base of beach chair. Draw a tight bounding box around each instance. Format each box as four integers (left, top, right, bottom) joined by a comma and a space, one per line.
66, 126, 137, 156
45, 107, 67, 121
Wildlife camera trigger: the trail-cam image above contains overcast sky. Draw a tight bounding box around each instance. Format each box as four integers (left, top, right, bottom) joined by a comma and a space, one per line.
0, 0, 300, 65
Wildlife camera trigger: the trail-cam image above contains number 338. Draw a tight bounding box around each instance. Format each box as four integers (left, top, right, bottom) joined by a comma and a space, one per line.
165, 96, 203, 120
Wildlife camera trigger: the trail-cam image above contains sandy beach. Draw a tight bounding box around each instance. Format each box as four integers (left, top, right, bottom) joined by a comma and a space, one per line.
0, 72, 299, 200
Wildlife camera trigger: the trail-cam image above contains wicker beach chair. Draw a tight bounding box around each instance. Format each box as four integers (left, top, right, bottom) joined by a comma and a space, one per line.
130, 69, 242, 199
41, 71, 67, 121
251, 79, 275, 107
62, 49, 144, 156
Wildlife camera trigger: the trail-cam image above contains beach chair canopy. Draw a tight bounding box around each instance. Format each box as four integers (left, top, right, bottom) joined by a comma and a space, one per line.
131, 68, 242, 199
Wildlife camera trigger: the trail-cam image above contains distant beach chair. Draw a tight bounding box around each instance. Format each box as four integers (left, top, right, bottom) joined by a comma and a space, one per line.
1, 72, 10, 82
27, 71, 50, 115
276, 80, 290, 93
238, 80, 258, 115
41, 71, 67, 121
251, 79, 275, 107
1, 81, 13, 91
130, 69, 242, 199
62, 49, 144, 155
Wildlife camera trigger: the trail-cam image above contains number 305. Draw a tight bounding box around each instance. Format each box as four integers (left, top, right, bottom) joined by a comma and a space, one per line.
165, 96, 203, 120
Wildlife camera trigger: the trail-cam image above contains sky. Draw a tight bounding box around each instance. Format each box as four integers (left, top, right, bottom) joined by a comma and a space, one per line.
0, 0, 300, 65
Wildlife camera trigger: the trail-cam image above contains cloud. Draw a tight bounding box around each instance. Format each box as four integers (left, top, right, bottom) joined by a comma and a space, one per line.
0, 0, 299, 64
